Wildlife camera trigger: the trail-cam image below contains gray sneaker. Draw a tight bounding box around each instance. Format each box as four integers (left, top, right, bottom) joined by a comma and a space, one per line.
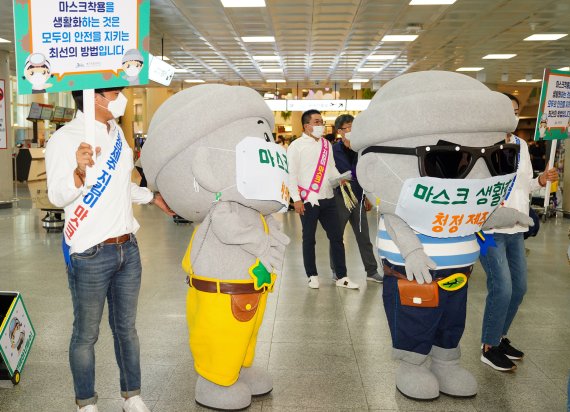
367, 273, 384, 283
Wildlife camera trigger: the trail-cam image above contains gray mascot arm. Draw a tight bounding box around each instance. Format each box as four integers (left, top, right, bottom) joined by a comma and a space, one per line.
210, 202, 288, 275
384, 214, 436, 284
264, 215, 291, 275
482, 207, 534, 231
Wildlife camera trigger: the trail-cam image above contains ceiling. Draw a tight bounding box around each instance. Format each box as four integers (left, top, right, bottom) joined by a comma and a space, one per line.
1, 0, 569, 95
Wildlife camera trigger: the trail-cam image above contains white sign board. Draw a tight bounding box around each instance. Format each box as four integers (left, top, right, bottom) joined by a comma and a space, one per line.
287, 100, 347, 111
148, 54, 175, 86
395, 174, 516, 237
0, 293, 36, 376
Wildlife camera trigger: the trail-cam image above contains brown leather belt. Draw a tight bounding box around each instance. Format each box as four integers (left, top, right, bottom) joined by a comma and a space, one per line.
187, 276, 265, 295
103, 234, 131, 244
382, 260, 472, 281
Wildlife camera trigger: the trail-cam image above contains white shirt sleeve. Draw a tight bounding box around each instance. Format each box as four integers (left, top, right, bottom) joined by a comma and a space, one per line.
130, 182, 153, 204
45, 134, 83, 208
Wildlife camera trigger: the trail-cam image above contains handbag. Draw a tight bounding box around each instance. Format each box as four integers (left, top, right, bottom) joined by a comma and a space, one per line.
397, 279, 439, 308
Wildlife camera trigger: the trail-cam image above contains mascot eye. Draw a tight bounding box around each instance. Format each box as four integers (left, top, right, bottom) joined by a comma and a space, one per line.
264, 132, 271, 142
257, 120, 264, 124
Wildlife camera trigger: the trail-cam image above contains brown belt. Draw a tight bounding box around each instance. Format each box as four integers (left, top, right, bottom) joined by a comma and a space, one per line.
103, 234, 131, 244
187, 276, 266, 295
382, 261, 472, 281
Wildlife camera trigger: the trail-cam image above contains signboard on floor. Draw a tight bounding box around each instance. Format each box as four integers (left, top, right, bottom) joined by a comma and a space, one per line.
534, 69, 570, 141
0, 79, 6, 149
12, 0, 150, 94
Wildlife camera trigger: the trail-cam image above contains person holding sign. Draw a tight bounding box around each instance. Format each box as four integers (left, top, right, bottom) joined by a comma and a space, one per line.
287, 109, 359, 289
45, 87, 174, 412
478, 93, 559, 372
330, 114, 382, 283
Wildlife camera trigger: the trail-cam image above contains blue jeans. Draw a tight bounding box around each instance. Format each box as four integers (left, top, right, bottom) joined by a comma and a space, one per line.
67, 235, 142, 407
480, 232, 527, 347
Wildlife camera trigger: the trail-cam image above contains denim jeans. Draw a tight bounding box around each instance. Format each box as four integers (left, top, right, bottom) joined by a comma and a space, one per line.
480, 232, 527, 347
67, 235, 142, 407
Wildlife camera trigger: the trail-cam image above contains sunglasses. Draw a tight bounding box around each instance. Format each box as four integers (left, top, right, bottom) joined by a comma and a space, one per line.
361, 140, 520, 179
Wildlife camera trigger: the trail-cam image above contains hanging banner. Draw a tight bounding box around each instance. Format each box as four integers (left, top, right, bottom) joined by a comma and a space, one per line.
0, 79, 6, 149
534, 69, 570, 141
395, 173, 516, 238
12, 0, 150, 95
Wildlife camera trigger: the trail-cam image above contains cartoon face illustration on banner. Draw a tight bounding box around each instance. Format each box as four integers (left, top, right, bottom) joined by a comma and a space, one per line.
395, 173, 516, 237
235, 136, 290, 212
121, 49, 144, 86
9, 318, 26, 353
22, 53, 53, 94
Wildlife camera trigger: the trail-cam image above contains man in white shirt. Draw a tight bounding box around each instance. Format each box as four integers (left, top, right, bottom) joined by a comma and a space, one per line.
45, 87, 173, 412
479, 93, 558, 372
287, 109, 358, 289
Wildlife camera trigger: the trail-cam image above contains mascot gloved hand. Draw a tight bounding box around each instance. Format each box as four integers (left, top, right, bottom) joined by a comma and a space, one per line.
141, 84, 290, 410
351, 71, 519, 400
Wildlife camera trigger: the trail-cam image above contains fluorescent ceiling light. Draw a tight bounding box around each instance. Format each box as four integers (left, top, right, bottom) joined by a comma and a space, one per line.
349, 78, 369, 83
260, 68, 282, 73
242, 36, 275, 43
0, 38, 10, 43
266, 79, 286, 83
357, 67, 383, 72
558, 66, 570, 71
516, 79, 542, 83
221, 0, 265, 6
184, 79, 205, 83
253, 55, 280, 61
524, 34, 568, 41
174, 68, 188, 73
367, 54, 397, 60
482, 54, 517, 59
456, 67, 484, 72
382, 35, 418, 42
410, 0, 456, 4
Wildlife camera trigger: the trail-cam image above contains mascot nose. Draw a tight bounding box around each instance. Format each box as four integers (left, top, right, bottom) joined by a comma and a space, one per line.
466, 157, 490, 179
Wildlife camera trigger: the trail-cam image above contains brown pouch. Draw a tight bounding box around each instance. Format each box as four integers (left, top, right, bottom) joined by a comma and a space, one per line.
397, 279, 439, 308
231, 293, 261, 322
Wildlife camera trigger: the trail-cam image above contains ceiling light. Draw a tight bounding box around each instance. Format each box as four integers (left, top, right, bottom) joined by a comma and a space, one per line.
516, 79, 542, 83
382, 35, 418, 42
222, 0, 265, 6
456, 67, 484, 72
349, 78, 369, 83
0, 38, 10, 43
242, 36, 275, 43
410, 0, 456, 4
260, 68, 282, 73
357, 67, 383, 72
184, 79, 205, 83
482, 54, 517, 59
266, 79, 286, 83
174, 68, 188, 73
161, 56, 170, 61
367, 54, 397, 60
524, 34, 568, 41
253, 55, 280, 61
558, 67, 570, 71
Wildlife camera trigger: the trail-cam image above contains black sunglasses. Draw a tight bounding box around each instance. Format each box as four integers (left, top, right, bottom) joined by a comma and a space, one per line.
361, 140, 520, 179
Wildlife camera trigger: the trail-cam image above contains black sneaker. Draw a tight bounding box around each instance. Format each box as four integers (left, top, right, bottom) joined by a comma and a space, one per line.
481, 346, 517, 371
498, 337, 524, 360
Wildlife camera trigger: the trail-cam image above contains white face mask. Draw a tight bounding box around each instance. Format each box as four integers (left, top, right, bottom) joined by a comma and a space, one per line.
344, 131, 351, 140
102, 92, 128, 118
30, 73, 47, 87
311, 125, 325, 138
124, 66, 141, 77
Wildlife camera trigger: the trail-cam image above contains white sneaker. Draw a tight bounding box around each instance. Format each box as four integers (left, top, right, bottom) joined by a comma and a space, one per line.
336, 277, 359, 289
123, 395, 150, 412
308, 276, 319, 289
77, 405, 99, 412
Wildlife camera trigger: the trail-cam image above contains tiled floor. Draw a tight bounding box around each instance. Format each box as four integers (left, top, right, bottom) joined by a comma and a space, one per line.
0, 183, 569, 411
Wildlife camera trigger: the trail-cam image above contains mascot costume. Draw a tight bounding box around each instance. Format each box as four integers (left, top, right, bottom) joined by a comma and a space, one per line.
141, 84, 290, 410
350, 71, 532, 400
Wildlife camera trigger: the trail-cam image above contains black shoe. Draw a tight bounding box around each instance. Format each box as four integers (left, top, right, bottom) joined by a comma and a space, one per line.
481, 346, 517, 371
499, 337, 524, 360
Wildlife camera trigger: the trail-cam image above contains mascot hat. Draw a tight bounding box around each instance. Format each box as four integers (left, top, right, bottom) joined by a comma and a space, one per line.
351, 71, 518, 151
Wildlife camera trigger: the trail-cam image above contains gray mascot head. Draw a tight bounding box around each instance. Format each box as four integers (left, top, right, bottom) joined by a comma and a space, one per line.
141, 84, 285, 222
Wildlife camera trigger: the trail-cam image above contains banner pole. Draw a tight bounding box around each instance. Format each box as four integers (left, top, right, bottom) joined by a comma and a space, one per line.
83, 89, 96, 187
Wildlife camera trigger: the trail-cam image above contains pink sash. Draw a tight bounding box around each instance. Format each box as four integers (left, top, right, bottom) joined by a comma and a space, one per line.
298, 137, 330, 201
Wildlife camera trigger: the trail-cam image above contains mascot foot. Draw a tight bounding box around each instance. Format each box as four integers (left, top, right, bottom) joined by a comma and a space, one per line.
238, 366, 273, 396
430, 346, 477, 398
195, 376, 251, 411
394, 350, 439, 401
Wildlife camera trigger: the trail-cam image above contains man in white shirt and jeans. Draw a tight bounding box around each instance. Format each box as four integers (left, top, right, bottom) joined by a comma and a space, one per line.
45, 87, 173, 412
287, 109, 358, 289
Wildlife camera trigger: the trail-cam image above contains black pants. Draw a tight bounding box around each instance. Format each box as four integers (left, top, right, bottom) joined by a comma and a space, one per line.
300, 197, 346, 278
